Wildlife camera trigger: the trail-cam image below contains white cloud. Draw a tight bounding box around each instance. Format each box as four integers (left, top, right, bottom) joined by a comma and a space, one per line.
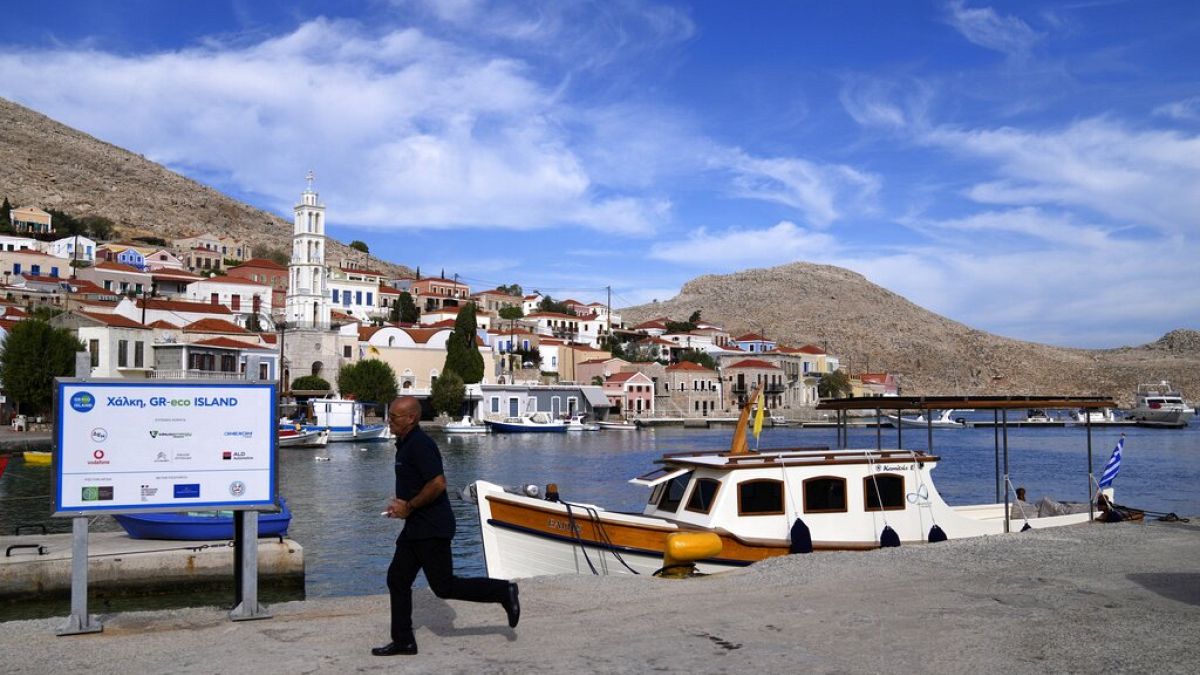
943, 1, 1042, 56
839, 76, 933, 131
649, 221, 837, 267
1153, 96, 1200, 121
722, 152, 880, 227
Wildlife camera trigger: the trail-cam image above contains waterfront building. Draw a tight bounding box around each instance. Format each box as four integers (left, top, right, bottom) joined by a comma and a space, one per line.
184, 276, 273, 324
52, 310, 152, 379
662, 361, 722, 417
9, 206, 53, 235
603, 371, 655, 417
474, 382, 611, 421
575, 357, 630, 386
226, 258, 289, 315
855, 372, 899, 397
358, 324, 497, 395
721, 358, 785, 412
44, 235, 96, 263
328, 263, 387, 320
113, 296, 233, 327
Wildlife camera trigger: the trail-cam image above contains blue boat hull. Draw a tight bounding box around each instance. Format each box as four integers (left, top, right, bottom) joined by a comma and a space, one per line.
484, 421, 567, 433
114, 501, 292, 540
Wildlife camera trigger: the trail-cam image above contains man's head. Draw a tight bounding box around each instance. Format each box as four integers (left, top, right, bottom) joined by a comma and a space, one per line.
389, 397, 422, 438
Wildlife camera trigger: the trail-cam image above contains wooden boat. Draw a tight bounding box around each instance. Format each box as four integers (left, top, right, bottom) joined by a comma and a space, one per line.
471, 389, 1104, 579
564, 414, 600, 431
278, 427, 329, 448
290, 397, 391, 442
113, 500, 292, 540
23, 450, 52, 465
883, 409, 966, 428
444, 415, 489, 434
485, 412, 567, 433
596, 419, 638, 430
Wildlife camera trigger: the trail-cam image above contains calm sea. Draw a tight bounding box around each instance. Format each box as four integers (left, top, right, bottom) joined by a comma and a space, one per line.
3, 422, 1198, 607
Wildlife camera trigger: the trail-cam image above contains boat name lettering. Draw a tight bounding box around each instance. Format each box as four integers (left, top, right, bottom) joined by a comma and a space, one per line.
546, 517, 580, 534
878, 464, 906, 471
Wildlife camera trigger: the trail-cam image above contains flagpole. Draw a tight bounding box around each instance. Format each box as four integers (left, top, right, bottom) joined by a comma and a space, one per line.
1086, 412, 1094, 522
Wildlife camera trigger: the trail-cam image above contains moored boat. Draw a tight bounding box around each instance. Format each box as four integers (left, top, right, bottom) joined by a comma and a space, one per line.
883, 409, 966, 429
278, 427, 329, 448
564, 414, 600, 431
1071, 408, 1119, 425
1128, 382, 1193, 428
444, 415, 489, 434
113, 500, 292, 540
485, 412, 567, 433
596, 419, 638, 430
290, 397, 391, 441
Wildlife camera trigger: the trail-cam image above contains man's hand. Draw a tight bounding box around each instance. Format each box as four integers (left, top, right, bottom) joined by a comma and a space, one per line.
386, 498, 412, 519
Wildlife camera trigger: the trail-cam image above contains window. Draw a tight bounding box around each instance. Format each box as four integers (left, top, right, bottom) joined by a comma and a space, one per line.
803, 477, 847, 513
88, 339, 99, 367
134, 341, 144, 368
220, 354, 236, 372
51, 267, 59, 278
117, 340, 128, 367
738, 479, 784, 515
366, 292, 373, 305
231, 294, 240, 311
343, 345, 352, 358
864, 474, 905, 511
491, 397, 500, 413
31, 265, 40, 276
355, 291, 363, 305
685, 478, 720, 514
657, 472, 693, 513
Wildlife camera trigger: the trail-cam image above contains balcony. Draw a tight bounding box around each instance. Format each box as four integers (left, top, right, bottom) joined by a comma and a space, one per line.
150, 369, 246, 381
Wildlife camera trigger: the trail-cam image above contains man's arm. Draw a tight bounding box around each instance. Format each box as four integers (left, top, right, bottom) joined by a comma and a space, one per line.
389, 474, 447, 518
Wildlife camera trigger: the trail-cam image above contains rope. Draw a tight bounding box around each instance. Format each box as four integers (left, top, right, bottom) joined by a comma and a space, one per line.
1003, 476, 1032, 527
863, 450, 892, 538
562, 501, 598, 575
906, 449, 937, 527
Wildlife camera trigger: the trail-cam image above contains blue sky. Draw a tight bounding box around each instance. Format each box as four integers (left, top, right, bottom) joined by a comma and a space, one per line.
1, 1, 1197, 348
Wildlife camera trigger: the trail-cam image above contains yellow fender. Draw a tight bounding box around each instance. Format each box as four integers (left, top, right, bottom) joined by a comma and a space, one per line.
658, 532, 723, 578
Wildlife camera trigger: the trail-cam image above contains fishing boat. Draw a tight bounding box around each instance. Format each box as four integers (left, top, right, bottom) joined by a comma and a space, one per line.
23, 450, 52, 465
470, 391, 1108, 579
564, 414, 600, 431
290, 397, 391, 442
883, 409, 966, 429
1128, 382, 1193, 428
596, 419, 639, 430
444, 415, 489, 434
278, 427, 329, 448
485, 412, 567, 433
113, 500, 292, 541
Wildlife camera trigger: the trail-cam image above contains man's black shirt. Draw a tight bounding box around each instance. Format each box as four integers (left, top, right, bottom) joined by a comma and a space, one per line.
393, 426, 456, 540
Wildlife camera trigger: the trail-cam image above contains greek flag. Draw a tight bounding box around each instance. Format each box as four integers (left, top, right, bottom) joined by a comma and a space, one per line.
1098, 435, 1124, 489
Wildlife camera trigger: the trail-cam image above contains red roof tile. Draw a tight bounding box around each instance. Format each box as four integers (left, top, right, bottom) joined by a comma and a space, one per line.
726, 359, 779, 370
666, 361, 714, 372
183, 318, 250, 334
192, 337, 264, 350
231, 258, 287, 271
96, 261, 146, 273
80, 311, 147, 329
137, 297, 232, 314
735, 333, 769, 342
146, 319, 179, 329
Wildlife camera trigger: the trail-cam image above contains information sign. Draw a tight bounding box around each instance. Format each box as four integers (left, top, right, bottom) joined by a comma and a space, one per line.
54, 379, 277, 514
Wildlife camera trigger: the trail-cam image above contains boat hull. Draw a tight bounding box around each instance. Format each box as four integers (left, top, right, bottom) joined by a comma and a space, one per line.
114, 503, 292, 541
596, 422, 638, 430
1128, 409, 1193, 428
278, 429, 329, 448
485, 421, 566, 433
294, 423, 391, 442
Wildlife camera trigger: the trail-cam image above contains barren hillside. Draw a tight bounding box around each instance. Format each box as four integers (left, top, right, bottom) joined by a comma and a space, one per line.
0, 97, 408, 276
621, 262, 1200, 406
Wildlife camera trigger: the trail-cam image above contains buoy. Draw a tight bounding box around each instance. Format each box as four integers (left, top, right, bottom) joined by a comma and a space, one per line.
655, 532, 723, 578
789, 518, 813, 554
928, 524, 947, 543
880, 525, 901, 548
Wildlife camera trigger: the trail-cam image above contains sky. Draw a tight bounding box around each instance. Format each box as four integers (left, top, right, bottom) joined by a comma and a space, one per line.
1, 0, 1197, 348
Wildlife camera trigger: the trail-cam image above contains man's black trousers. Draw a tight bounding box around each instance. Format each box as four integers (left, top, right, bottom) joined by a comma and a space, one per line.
386, 537, 508, 640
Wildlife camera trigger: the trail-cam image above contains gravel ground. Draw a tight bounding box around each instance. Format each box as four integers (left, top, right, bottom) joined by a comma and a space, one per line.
2, 518, 1197, 674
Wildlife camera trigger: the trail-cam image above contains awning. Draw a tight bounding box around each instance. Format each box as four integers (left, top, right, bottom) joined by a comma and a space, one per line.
628, 466, 690, 487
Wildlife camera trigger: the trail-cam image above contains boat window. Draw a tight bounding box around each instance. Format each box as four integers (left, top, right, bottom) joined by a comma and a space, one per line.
685, 478, 721, 514
657, 472, 693, 513
802, 476, 847, 513
737, 479, 784, 516
864, 474, 905, 511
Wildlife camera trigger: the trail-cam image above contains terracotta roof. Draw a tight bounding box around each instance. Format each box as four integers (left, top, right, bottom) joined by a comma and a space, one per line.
666, 361, 714, 372
579, 357, 624, 366
67, 279, 112, 295
423, 319, 457, 329
331, 310, 358, 322
182, 318, 250, 334
633, 319, 667, 330
17, 274, 69, 285
339, 266, 386, 277
260, 333, 277, 344
858, 373, 892, 384
80, 311, 147, 330
425, 305, 462, 315
190, 276, 270, 288
2, 307, 27, 317
0, 318, 21, 331
137, 297, 232, 314
150, 270, 204, 281
637, 336, 675, 346
735, 333, 769, 342
359, 326, 383, 341
231, 258, 287, 270
193, 337, 265, 350
378, 285, 400, 295
525, 311, 578, 320
726, 359, 780, 370
146, 319, 179, 329
404, 327, 448, 344
607, 372, 648, 384
96, 261, 146, 273
798, 344, 826, 355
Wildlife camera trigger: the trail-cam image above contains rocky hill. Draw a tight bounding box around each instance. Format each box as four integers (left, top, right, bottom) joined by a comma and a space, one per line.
0, 96, 408, 276
621, 262, 1200, 406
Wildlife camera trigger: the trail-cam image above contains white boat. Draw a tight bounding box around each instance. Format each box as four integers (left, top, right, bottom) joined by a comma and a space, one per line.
1128, 382, 1193, 428
883, 409, 966, 429
596, 419, 638, 430
564, 414, 600, 431
470, 395, 1105, 580
769, 415, 794, 427
278, 428, 330, 448
444, 415, 489, 434
293, 397, 391, 442
1071, 408, 1118, 424
485, 412, 567, 433
1023, 409, 1058, 424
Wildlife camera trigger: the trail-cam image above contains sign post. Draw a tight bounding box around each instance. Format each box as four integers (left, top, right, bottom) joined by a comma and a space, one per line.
53, 379, 278, 634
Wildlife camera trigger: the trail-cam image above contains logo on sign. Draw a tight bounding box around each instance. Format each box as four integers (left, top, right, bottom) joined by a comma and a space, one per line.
222, 451, 232, 460
229, 481, 246, 497
140, 485, 159, 501
173, 484, 201, 499
88, 449, 110, 465
90, 428, 108, 442
154, 451, 170, 463
70, 391, 95, 413
81, 486, 114, 501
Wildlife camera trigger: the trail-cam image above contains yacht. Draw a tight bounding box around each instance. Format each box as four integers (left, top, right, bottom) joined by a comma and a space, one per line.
1129, 382, 1193, 428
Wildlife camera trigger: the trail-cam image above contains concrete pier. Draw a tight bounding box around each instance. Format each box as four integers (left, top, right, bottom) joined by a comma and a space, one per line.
0, 531, 303, 601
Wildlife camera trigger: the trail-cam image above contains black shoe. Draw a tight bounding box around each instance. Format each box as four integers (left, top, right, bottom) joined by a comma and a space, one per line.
501, 582, 520, 628
371, 641, 418, 656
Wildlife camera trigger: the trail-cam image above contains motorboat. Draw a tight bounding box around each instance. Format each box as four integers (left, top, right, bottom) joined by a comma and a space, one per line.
444, 415, 489, 434
113, 500, 292, 541
1024, 409, 1058, 424
1071, 408, 1119, 425
883, 409, 966, 429
469, 394, 1104, 579
596, 419, 639, 430
1128, 382, 1193, 428
278, 427, 329, 448
564, 414, 600, 431
290, 397, 391, 442
485, 412, 567, 433
769, 415, 794, 427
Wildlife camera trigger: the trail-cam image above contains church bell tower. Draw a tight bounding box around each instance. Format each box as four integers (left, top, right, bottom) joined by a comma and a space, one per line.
285, 171, 331, 328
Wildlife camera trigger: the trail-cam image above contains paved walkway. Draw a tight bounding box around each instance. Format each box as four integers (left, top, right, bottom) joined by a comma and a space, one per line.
2, 517, 1197, 674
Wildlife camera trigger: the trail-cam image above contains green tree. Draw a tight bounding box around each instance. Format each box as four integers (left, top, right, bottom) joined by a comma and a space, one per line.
0, 320, 82, 414
0, 197, 11, 228
336, 359, 398, 405
349, 240, 369, 253
537, 295, 576, 315
430, 370, 465, 417
678, 349, 716, 370
688, 310, 702, 324
28, 306, 64, 321
444, 303, 484, 383
261, 247, 290, 267
496, 283, 522, 296
818, 370, 853, 399
591, 375, 604, 386
290, 375, 331, 391
82, 215, 115, 240
498, 305, 523, 320
395, 291, 419, 323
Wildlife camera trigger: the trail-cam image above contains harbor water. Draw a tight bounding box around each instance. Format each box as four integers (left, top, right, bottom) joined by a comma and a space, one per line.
2, 423, 1198, 610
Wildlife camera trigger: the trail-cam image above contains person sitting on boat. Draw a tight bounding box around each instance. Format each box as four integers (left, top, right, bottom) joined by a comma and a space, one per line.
1010, 486, 1034, 520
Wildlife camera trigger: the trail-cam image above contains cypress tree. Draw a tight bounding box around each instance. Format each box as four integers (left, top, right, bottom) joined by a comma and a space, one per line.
443, 303, 484, 383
